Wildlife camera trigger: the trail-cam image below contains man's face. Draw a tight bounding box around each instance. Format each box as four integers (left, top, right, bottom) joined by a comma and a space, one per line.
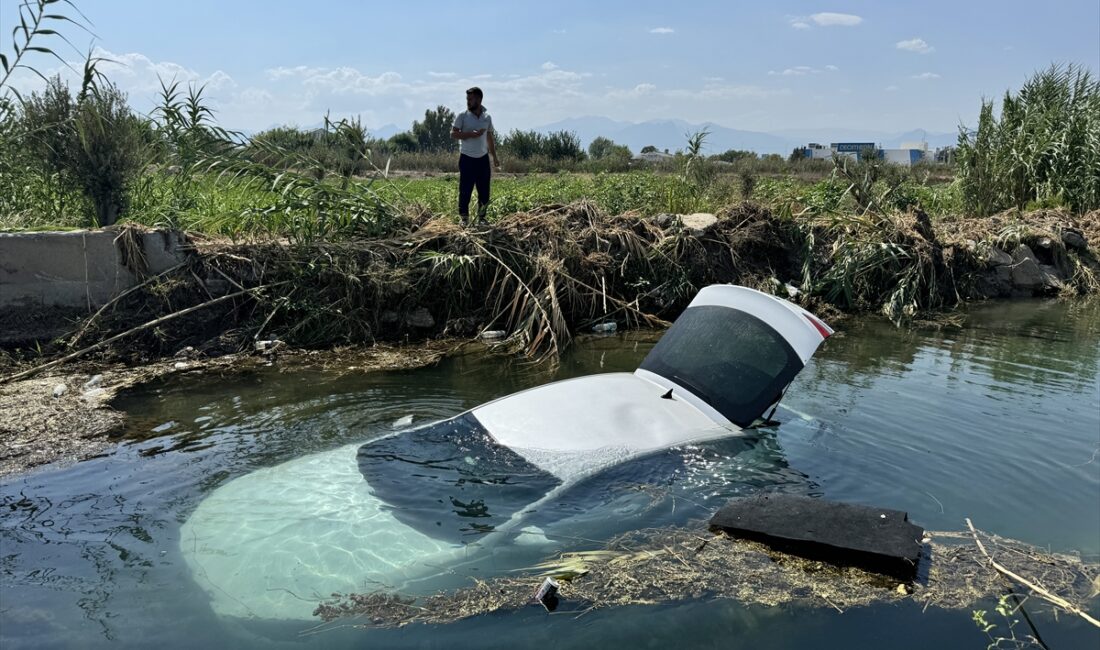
466, 93, 481, 111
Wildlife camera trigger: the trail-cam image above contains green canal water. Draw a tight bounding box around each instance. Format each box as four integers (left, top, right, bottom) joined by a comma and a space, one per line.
1, 299, 1098, 648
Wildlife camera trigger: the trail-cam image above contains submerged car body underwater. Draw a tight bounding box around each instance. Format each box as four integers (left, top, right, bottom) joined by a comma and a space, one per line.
180, 285, 833, 620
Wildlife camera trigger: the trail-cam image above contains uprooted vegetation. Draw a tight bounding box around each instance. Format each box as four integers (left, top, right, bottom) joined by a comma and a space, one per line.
1, 200, 1096, 379
311, 524, 1100, 628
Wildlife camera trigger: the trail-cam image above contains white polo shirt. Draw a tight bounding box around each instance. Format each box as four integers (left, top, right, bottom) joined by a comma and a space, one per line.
453, 107, 493, 158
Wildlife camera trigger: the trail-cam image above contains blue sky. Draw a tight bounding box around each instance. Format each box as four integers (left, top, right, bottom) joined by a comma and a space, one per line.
4, 0, 1098, 135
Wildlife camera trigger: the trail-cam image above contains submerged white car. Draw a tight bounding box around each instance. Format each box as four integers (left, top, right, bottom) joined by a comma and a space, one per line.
181, 284, 833, 620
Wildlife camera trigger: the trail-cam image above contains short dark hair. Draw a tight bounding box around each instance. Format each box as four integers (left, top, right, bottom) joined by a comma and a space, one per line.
466, 86, 483, 99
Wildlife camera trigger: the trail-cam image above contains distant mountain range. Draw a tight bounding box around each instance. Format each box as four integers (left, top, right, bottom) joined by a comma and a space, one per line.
528, 117, 958, 156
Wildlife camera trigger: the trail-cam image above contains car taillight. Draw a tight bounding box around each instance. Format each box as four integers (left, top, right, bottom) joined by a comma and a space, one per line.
803, 313, 832, 339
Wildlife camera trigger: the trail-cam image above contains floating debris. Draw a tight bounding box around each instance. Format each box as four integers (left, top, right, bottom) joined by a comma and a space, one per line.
709, 494, 924, 580
532, 577, 560, 612
313, 524, 1099, 628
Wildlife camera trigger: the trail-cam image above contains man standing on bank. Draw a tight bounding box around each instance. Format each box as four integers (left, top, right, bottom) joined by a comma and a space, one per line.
451, 87, 500, 226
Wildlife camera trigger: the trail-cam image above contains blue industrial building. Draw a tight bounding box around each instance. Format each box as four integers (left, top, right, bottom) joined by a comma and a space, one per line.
797, 142, 928, 166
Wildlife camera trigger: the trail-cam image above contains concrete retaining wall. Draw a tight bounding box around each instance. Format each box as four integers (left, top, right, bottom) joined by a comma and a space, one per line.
0, 229, 193, 311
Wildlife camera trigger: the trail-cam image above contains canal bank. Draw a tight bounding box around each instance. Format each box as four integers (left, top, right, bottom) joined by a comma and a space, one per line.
1, 205, 1097, 477
2, 205, 1096, 368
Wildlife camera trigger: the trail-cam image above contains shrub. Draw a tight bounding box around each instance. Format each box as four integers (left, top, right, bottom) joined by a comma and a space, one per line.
499, 129, 544, 159
70, 84, 149, 226
588, 136, 620, 160
542, 130, 586, 161
412, 105, 457, 152
389, 131, 419, 153
19, 77, 147, 227
714, 149, 756, 163
956, 64, 1100, 215
738, 169, 756, 199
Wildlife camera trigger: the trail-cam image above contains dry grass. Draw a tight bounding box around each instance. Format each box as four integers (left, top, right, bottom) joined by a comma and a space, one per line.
313, 525, 1100, 628
173, 201, 800, 363
5, 202, 1096, 373
0, 341, 460, 477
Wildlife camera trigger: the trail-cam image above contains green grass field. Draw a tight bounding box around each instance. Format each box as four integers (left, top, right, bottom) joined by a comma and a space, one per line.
2, 167, 966, 239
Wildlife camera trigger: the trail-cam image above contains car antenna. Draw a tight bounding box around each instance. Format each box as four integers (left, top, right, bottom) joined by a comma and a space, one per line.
660, 388, 674, 400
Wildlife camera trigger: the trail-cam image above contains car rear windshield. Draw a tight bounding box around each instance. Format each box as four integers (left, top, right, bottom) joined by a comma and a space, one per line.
357, 413, 561, 544
639, 305, 803, 427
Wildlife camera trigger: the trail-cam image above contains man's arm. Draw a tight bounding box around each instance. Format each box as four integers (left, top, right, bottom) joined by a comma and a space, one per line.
451, 113, 473, 140
451, 127, 485, 140
487, 129, 499, 168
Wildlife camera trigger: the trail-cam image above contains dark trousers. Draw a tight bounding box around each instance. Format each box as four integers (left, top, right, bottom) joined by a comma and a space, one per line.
458, 154, 491, 218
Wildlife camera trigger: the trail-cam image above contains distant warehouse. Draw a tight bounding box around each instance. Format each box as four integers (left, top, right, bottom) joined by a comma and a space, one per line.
796, 141, 929, 167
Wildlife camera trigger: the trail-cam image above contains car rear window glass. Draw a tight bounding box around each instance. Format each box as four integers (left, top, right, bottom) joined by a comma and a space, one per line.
639, 305, 803, 427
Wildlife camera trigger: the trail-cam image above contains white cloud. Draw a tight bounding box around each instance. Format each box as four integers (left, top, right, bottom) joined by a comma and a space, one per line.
4, 49, 809, 133
649, 27, 675, 34
10, 47, 234, 104
204, 70, 237, 91
91, 48, 210, 94
293, 67, 405, 95
769, 65, 831, 76
250, 62, 597, 126
791, 21, 810, 30
896, 38, 934, 54
810, 12, 863, 27
267, 65, 324, 80
885, 85, 899, 92
912, 72, 941, 80
236, 87, 275, 104
606, 82, 660, 101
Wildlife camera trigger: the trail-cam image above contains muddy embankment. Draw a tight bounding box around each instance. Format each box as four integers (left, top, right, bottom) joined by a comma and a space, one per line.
1, 202, 1097, 476
0, 342, 458, 479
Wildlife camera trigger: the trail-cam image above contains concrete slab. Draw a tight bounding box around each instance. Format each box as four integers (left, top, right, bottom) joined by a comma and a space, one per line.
709, 494, 925, 580
0, 229, 191, 310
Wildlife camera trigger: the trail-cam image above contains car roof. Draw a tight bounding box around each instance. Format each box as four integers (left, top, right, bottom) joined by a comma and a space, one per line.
471, 372, 735, 482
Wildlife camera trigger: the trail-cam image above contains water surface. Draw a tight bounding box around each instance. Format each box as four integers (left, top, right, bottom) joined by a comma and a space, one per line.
2, 299, 1098, 648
